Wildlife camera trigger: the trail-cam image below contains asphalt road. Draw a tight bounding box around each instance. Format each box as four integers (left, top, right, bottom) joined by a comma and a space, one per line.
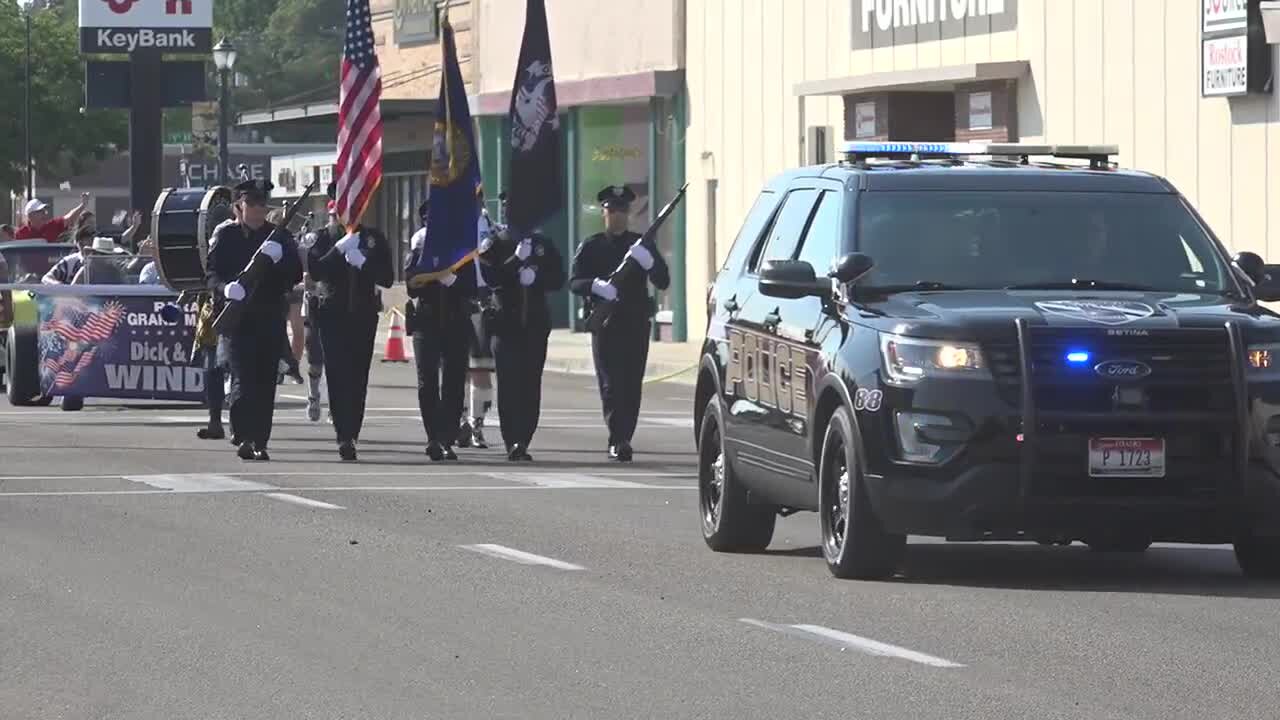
1, 363, 1278, 719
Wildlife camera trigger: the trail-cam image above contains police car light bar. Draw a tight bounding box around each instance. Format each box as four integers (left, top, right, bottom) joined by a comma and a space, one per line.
840, 141, 1119, 167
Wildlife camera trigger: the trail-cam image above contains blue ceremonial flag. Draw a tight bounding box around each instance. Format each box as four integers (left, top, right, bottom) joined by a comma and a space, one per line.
410, 13, 481, 285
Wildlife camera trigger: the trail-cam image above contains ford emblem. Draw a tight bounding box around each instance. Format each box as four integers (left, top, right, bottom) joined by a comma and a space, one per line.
1094, 359, 1152, 381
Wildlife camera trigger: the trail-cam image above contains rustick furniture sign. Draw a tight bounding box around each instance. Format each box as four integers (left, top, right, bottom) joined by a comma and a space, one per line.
852, 0, 1017, 49
79, 0, 213, 54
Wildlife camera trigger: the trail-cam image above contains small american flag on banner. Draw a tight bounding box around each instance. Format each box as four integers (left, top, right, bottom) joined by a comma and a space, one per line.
40, 300, 125, 390
334, 0, 384, 227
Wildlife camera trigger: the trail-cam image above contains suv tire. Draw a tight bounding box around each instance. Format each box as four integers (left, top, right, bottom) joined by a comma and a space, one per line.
819, 406, 904, 580
698, 395, 776, 552
1234, 534, 1280, 579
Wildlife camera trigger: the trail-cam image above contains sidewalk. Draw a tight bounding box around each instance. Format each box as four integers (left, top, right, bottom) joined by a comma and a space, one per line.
373, 292, 700, 386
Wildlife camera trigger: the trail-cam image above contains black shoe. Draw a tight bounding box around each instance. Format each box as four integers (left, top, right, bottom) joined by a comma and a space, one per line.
456, 422, 473, 448
338, 441, 357, 462
254, 448, 271, 461
507, 444, 524, 462
237, 443, 256, 460
442, 445, 458, 461
426, 442, 445, 461
230, 434, 242, 447
198, 424, 225, 440
617, 442, 633, 462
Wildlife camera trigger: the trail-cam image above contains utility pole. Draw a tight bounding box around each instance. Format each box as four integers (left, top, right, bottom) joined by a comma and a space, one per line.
24, 6, 34, 201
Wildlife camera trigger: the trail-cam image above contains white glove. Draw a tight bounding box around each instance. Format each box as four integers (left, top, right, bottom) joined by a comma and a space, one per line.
224, 281, 246, 301
590, 278, 618, 301
344, 248, 367, 269
439, 272, 457, 287
518, 266, 536, 287
515, 238, 533, 261
627, 243, 654, 271
411, 228, 426, 251
259, 240, 284, 263
336, 232, 361, 254
479, 234, 495, 253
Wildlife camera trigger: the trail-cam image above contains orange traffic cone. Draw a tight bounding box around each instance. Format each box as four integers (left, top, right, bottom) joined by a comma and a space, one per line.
382, 310, 409, 363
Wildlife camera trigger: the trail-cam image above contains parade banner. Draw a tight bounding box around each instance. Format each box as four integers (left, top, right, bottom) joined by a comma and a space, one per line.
36, 293, 204, 401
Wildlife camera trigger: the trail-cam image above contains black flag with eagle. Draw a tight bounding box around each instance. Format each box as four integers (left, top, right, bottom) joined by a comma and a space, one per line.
506, 0, 561, 231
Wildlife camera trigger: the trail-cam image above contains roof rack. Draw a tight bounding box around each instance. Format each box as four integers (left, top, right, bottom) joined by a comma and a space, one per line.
839, 141, 1119, 170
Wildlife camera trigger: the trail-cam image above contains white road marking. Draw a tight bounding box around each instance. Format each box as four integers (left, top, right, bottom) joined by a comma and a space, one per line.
0, 470, 695, 481
263, 492, 344, 510
123, 474, 277, 492
485, 472, 656, 488
459, 544, 584, 571
0, 485, 696, 498
644, 417, 695, 428
739, 619, 965, 669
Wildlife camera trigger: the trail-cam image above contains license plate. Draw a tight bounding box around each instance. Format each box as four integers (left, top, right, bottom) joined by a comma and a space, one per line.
1088, 438, 1165, 478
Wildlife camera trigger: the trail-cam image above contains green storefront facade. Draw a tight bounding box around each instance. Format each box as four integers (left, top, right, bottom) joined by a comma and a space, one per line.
474, 92, 687, 341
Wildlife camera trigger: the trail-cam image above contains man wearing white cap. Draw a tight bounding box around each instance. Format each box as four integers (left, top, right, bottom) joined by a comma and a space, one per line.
16, 193, 90, 243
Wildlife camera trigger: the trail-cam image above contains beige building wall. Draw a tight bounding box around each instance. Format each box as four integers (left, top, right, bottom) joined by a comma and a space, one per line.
684, 0, 1280, 340
372, 0, 478, 100
473, 0, 683, 95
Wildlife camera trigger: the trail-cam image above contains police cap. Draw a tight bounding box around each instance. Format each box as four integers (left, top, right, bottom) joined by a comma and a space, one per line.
597, 185, 635, 210
234, 178, 274, 202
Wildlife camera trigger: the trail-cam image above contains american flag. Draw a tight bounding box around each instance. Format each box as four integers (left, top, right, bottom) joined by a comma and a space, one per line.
334, 0, 383, 227
40, 299, 125, 390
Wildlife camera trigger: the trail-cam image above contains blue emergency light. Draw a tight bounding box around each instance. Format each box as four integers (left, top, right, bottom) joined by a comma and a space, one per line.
1065, 350, 1091, 364
841, 141, 989, 157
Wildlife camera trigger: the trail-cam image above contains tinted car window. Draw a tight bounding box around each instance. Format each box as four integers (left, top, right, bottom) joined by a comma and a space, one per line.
856, 191, 1233, 293
722, 190, 778, 274
752, 188, 819, 271
0, 246, 73, 282
796, 190, 842, 275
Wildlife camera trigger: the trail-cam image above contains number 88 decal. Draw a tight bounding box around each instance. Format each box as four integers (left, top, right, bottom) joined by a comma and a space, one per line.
853, 388, 883, 412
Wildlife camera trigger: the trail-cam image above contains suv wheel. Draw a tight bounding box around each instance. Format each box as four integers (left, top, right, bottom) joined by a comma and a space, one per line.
1234, 533, 1280, 579
698, 396, 776, 552
819, 406, 905, 580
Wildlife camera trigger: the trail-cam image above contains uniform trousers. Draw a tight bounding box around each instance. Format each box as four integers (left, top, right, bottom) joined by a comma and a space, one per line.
228, 303, 288, 449
590, 319, 652, 446
305, 297, 325, 398
316, 306, 378, 443
202, 344, 225, 426
413, 319, 470, 446
493, 325, 550, 449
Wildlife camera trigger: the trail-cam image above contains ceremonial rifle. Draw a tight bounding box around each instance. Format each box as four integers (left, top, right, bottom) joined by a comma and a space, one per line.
584, 183, 689, 333
211, 178, 320, 335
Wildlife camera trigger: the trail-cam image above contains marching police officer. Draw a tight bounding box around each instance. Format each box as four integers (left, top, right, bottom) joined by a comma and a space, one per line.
406, 201, 475, 461
205, 178, 304, 461
483, 192, 566, 461
307, 183, 396, 461
569, 185, 670, 461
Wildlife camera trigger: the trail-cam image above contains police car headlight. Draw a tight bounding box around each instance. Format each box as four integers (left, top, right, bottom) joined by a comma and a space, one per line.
879, 334, 989, 385
1247, 343, 1280, 379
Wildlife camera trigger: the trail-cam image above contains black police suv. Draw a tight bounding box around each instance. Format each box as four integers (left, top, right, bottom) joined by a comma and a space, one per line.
694, 141, 1280, 581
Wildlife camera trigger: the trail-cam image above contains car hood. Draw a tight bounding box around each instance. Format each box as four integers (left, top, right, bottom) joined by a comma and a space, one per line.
856, 289, 1280, 338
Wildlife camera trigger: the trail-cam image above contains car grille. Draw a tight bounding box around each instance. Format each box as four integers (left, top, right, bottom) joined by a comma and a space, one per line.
985, 327, 1233, 415
982, 324, 1245, 500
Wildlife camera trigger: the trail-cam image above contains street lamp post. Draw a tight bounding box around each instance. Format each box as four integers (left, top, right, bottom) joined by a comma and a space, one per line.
212, 38, 238, 185
22, 0, 34, 201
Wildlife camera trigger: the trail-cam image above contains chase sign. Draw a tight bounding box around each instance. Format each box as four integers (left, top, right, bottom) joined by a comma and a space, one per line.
79, 0, 212, 54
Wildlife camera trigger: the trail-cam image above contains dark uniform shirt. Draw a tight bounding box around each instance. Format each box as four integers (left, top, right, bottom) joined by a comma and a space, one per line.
482, 232, 566, 331
205, 221, 303, 308
307, 225, 395, 313
404, 243, 478, 330
569, 230, 671, 325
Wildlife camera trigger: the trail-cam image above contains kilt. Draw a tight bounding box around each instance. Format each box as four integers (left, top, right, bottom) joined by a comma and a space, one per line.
467, 297, 496, 370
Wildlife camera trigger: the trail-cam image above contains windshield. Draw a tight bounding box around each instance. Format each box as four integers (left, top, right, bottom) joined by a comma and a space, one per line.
0, 246, 73, 282
856, 191, 1235, 294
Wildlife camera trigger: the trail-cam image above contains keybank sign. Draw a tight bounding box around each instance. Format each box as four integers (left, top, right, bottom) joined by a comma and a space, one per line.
79, 0, 212, 54
853, 0, 1017, 49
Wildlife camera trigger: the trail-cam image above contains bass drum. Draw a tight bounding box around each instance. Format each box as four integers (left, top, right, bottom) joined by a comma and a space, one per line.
150, 186, 236, 291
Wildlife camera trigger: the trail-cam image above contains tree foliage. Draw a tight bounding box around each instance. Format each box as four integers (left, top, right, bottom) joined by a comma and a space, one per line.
214, 0, 345, 110
0, 1, 128, 190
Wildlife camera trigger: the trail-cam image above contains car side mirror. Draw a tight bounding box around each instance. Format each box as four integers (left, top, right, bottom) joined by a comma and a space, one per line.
758, 259, 830, 300
829, 252, 874, 285
1257, 264, 1280, 302
1233, 251, 1266, 285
